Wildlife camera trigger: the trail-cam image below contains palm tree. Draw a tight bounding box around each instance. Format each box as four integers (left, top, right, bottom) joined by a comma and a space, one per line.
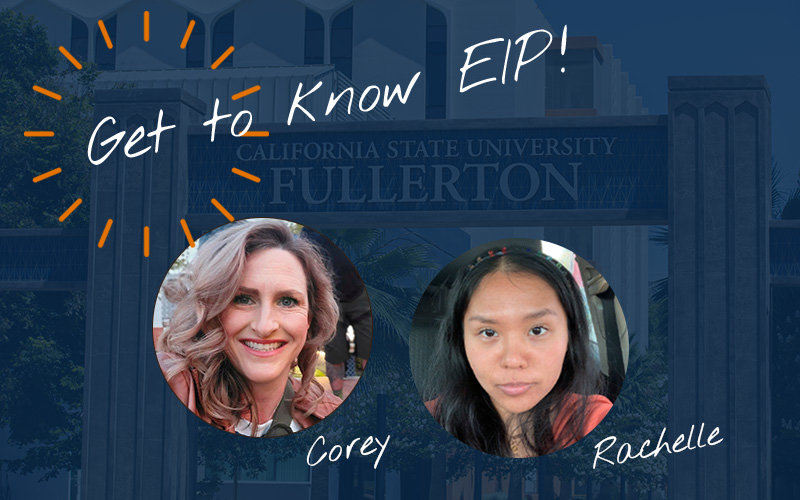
321, 228, 442, 498
781, 186, 800, 220
325, 228, 437, 345
772, 159, 800, 220
772, 160, 786, 218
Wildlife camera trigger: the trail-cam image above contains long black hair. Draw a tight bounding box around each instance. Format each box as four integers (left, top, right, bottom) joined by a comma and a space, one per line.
426, 248, 602, 457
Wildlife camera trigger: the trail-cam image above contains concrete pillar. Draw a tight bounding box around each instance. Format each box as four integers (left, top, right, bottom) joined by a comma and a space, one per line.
82, 89, 205, 500
668, 76, 770, 499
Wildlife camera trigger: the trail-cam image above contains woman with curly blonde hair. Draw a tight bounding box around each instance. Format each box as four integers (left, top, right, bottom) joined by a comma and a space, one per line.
156, 219, 341, 437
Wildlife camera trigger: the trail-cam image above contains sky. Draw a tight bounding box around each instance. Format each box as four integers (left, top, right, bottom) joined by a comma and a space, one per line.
538, 0, 800, 199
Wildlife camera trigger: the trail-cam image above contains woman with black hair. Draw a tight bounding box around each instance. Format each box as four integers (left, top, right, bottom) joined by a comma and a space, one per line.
425, 247, 612, 457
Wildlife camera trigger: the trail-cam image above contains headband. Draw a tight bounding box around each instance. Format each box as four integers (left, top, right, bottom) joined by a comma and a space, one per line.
466, 246, 572, 277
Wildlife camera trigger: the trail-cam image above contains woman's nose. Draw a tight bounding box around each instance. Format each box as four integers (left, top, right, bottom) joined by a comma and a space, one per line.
499, 336, 528, 369
251, 306, 279, 335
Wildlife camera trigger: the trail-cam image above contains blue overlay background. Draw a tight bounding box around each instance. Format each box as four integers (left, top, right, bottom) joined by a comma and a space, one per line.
1, 1, 797, 499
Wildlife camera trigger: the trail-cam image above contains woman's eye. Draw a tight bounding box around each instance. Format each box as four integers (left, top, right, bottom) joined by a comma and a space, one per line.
232, 294, 254, 305
528, 326, 548, 336
278, 296, 299, 307
478, 328, 498, 338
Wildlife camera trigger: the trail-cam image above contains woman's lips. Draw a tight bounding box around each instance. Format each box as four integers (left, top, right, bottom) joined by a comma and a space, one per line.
240, 339, 287, 357
496, 383, 533, 396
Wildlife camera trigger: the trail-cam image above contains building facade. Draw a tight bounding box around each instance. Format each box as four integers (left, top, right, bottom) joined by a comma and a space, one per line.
1, 1, 777, 500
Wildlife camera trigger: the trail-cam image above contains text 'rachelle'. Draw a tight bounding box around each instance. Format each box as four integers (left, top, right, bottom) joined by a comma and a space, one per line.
593, 423, 723, 469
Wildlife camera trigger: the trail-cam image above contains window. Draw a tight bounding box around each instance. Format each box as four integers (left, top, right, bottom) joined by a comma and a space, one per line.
95, 15, 116, 70
426, 5, 447, 119
70, 17, 88, 62
330, 7, 353, 78
185, 13, 205, 68
304, 9, 324, 65
212, 10, 234, 68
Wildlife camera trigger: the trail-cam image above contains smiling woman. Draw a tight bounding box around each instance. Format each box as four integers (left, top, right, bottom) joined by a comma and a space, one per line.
411, 239, 627, 458
154, 219, 345, 437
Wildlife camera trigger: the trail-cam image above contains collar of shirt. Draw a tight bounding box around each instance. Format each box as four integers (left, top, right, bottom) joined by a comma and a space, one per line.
234, 417, 301, 437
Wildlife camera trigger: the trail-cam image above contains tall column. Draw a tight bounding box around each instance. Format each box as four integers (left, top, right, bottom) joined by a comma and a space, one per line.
668, 76, 770, 499
82, 89, 205, 500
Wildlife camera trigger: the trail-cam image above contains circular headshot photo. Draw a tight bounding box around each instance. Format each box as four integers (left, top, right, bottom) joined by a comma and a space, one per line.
410, 239, 627, 458
152, 218, 371, 437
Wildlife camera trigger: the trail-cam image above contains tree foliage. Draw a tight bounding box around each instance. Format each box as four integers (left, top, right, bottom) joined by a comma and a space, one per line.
0, 291, 85, 479
772, 286, 800, 493
0, 9, 94, 228
0, 9, 94, 481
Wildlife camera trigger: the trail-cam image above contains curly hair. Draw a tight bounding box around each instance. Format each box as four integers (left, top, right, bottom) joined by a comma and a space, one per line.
427, 248, 603, 456
157, 219, 338, 434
